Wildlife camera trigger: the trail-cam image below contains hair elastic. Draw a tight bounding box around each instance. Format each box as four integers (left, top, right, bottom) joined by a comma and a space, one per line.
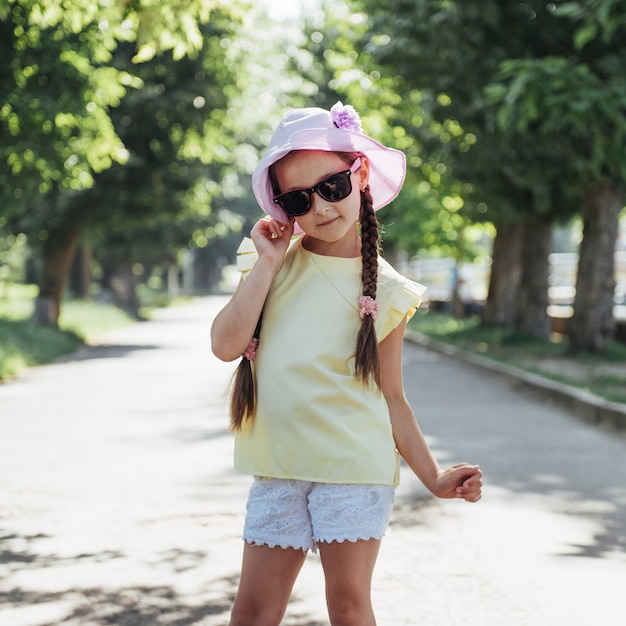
243, 338, 259, 361
358, 295, 378, 320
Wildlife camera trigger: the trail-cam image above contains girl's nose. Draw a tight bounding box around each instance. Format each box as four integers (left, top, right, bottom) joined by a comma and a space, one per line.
310, 192, 330, 214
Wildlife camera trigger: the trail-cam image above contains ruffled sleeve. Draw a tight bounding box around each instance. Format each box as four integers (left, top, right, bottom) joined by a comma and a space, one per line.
236, 237, 259, 280
236, 235, 303, 280
377, 258, 427, 341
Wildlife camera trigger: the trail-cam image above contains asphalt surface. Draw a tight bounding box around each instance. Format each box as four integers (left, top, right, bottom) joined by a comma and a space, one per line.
1, 295, 625, 626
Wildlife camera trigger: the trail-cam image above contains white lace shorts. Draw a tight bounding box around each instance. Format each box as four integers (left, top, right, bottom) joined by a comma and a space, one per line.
243, 477, 396, 552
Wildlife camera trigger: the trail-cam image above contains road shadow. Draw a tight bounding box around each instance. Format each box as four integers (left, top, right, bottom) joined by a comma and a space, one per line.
55, 343, 161, 363
1, 584, 233, 626
403, 345, 626, 561
0, 532, 124, 580
0, 531, 327, 626
0, 532, 233, 625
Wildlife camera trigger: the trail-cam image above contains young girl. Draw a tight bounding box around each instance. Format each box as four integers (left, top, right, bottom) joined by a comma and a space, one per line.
211, 102, 482, 626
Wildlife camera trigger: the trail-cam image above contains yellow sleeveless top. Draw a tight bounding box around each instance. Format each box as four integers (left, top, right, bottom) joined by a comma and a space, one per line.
234, 237, 426, 485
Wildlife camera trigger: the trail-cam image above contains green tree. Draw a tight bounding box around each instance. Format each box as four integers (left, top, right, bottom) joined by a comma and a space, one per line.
357, 0, 585, 337
66, 15, 242, 310
486, 0, 626, 351
0, 0, 239, 323
0, 0, 212, 203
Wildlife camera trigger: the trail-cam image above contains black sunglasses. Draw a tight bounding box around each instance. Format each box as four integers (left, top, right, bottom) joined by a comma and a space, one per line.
273, 157, 362, 217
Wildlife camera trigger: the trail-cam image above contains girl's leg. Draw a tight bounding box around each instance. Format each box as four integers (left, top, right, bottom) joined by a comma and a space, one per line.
229, 542, 307, 626
318, 538, 381, 626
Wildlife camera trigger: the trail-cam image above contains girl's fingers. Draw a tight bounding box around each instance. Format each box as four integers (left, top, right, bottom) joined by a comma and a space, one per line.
261, 218, 289, 240
456, 474, 483, 501
269, 224, 286, 239
454, 466, 483, 501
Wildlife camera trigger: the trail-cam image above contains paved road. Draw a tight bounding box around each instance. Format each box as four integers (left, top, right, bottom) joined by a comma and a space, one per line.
1, 296, 624, 626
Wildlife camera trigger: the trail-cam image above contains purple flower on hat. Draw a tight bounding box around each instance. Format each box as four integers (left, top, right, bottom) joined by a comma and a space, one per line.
330, 101, 363, 133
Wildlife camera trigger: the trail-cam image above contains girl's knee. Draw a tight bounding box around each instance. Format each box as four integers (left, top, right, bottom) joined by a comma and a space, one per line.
326, 592, 375, 626
230, 599, 286, 626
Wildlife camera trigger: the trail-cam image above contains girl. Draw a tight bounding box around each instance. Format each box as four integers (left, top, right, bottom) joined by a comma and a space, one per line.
211, 102, 482, 626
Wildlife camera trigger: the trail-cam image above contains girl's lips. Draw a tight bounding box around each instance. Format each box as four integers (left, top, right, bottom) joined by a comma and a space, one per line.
318, 216, 339, 227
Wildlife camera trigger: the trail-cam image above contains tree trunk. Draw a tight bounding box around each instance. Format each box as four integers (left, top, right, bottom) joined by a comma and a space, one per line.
33, 228, 80, 326
109, 260, 141, 315
69, 242, 92, 298
569, 182, 623, 353
168, 264, 180, 298
482, 219, 523, 327
514, 214, 552, 338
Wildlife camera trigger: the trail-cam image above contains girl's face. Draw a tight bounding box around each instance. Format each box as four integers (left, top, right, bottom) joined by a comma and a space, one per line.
272, 150, 370, 257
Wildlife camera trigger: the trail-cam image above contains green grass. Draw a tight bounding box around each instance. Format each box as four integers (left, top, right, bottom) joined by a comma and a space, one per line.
0, 283, 135, 380
0, 283, 38, 320
410, 311, 570, 357
587, 374, 626, 404
0, 318, 83, 379
58, 298, 136, 337
408, 311, 626, 405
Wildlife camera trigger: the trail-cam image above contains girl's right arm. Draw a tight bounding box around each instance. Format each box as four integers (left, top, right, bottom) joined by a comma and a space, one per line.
380, 317, 483, 502
211, 217, 293, 362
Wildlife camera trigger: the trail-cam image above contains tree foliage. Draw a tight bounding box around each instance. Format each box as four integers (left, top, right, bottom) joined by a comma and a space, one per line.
357, 0, 586, 222
354, 0, 625, 345
483, 0, 626, 351
0, 0, 218, 209
0, 0, 245, 322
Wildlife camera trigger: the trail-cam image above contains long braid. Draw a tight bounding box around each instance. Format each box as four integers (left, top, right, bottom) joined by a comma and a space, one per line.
229, 314, 262, 430
355, 185, 381, 387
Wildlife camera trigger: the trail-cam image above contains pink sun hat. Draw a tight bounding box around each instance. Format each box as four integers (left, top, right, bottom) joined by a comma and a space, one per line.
252, 102, 407, 225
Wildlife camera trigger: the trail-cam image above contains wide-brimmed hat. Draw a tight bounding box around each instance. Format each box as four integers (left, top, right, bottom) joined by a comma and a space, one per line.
252, 102, 406, 223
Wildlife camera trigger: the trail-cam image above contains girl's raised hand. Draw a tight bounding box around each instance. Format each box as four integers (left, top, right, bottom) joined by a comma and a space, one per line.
250, 216, 294, 265
433, 464, 483, 502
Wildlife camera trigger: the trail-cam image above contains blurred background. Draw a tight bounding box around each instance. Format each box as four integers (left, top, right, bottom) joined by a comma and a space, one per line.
1, 0, 626, 381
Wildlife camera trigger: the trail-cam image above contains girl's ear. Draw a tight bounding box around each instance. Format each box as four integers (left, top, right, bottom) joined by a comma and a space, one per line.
358, 157, 370, 191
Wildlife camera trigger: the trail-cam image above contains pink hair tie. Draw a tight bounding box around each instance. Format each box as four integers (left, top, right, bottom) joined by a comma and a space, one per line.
243, 338, 259, 361
358, 295, 378, 320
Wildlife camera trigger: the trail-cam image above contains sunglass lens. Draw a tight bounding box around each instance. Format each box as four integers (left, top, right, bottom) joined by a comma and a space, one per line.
279, 190, 311, 217
318, 173, 352, 202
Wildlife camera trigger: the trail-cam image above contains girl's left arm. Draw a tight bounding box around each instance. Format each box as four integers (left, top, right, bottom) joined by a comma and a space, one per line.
379, 317, 482, 503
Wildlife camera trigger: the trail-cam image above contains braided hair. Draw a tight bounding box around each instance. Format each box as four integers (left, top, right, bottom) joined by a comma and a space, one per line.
229, 315, 261, 431
355, 183, 381, 388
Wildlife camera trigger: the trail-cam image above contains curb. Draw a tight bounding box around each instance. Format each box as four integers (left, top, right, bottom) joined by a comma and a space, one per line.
405, 330, 626, 434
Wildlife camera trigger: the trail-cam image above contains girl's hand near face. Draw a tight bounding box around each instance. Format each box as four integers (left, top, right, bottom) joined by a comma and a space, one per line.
211, 216, 294, 362
251, 216, 295, 269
